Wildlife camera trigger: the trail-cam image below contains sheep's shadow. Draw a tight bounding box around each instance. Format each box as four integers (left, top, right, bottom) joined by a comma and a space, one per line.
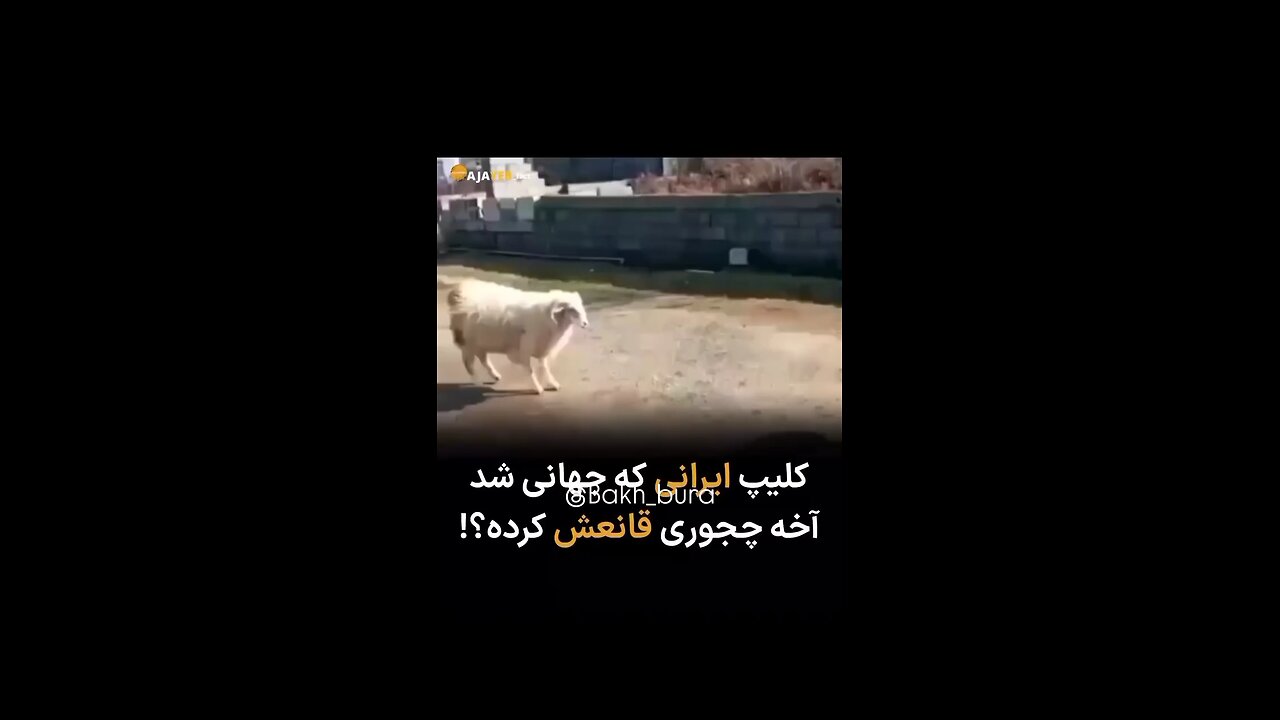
437, 382, 537, 412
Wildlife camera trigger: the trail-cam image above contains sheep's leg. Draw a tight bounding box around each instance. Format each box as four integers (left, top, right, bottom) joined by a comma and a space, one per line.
538, 357, 560, 391
513, 333, 543, 395
478, 353, 502, 383
461, 349, 478, 381
518, 356, 544, 395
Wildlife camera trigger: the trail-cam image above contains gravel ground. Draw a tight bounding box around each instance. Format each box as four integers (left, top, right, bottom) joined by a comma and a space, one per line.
436, 266, 842, 452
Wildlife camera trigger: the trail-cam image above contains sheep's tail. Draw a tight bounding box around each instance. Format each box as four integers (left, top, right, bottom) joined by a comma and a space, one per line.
443, 277, 466, 347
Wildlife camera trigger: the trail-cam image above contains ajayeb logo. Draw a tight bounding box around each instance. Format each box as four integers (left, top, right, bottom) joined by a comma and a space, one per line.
449, 163, 536, 182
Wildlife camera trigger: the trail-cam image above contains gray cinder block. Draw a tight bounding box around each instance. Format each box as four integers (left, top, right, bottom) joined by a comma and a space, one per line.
729, 192, 840, 210
818, 229, 843, 244
452, 200, 480, 221
677, 211, 710, 227
497, 233, 540, 253
729, 227, 766, 248
769, 229, 789, 254
635, 212, 678, 226
785, 228, 819, 245
799, 212, 834, 227
485, 221, 535, 233
516, 197, 536, 221
498, 198, 518, 218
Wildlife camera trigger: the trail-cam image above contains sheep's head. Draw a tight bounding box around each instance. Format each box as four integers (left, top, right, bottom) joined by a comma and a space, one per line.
550, 291, 589, 329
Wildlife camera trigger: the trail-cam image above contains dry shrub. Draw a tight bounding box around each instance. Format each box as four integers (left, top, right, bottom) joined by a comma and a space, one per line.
633, 158, 841, 195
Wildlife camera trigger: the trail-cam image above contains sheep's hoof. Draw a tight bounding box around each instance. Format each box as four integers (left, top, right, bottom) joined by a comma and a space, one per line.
546, 383, 560, 391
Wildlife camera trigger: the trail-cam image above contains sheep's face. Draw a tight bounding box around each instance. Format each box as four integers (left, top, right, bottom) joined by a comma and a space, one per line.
551, 292, 589, 329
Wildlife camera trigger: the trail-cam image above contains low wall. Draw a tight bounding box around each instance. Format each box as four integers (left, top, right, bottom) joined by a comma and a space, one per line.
440, 192, 842, 277
532, 157, 663, 184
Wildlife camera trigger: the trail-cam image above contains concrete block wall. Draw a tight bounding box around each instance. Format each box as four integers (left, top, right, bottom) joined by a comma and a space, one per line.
531, 158, 663, 184
442, 198, 481, 222
442, 192, 842, 278
481, 198, 527, 225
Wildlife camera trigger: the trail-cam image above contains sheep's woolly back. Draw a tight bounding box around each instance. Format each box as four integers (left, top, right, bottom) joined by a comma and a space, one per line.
447, 278, 534, 315
446, 278, 588, 360
446, 278, 587, 312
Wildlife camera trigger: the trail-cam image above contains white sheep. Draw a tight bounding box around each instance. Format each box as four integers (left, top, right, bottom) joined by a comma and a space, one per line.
446, 278, 590, 394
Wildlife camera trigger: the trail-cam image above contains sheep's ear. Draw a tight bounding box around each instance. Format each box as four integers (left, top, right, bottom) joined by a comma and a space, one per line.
550, 301, 567, 321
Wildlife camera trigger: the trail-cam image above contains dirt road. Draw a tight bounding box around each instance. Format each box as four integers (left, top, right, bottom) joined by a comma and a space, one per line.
436, 266, 842, 453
